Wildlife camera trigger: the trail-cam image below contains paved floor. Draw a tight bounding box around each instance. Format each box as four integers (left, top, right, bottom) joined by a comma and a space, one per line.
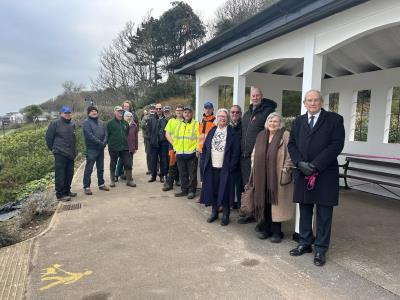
21, 142, 400, 300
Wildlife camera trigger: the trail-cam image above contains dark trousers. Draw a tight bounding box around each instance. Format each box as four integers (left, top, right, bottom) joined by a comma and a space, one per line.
83, 148, 105, 188
176, 156, 198, 193
115, 152, 133, 177
240, 156, 251, 186
150, 142, 169, 178
263, 203, 281, 234
211, 168, 230, 216
144, 138, 151, 172
299, 203, 333, 254
159, 141, 169, 177
54, 154, 74, 199
166, 163, 179, 186
109, 150, 132, 177
232, 170, 243, 207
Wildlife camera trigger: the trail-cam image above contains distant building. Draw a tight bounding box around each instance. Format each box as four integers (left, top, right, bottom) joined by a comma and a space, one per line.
8, 112, 24, 124
0, 116, 10, 125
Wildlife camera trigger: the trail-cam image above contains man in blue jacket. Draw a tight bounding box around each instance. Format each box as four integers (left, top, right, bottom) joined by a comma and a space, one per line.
82, 106, 109, 195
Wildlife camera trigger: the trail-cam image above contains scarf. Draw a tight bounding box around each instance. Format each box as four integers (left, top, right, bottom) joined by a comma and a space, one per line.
253, 127, 285, 221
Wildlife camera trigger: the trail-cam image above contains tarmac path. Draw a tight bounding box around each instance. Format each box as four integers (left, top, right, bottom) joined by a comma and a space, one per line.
22, 138, 399, 300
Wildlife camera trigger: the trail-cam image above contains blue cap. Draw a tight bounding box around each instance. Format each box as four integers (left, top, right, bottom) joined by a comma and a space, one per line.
204, 101, 213, 109
60, 106, 72, 113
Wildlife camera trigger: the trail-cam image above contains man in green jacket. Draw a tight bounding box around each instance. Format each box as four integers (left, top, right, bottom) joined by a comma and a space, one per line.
107, 106, 135, 187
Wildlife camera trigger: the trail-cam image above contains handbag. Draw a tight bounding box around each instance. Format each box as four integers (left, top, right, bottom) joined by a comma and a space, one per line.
239, 169, 255, 216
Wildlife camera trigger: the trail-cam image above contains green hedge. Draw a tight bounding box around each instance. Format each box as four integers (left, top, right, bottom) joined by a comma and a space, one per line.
0, 123, 84, 205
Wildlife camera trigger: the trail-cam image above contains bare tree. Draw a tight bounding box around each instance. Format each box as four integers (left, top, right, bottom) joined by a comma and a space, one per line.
93, 22, 138, 100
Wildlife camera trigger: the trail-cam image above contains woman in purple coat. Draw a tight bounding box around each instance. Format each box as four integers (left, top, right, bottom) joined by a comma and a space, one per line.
200, 108, 241, 226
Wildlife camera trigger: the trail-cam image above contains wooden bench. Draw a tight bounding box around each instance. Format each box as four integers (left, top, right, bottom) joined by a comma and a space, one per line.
339, 156, 400, 198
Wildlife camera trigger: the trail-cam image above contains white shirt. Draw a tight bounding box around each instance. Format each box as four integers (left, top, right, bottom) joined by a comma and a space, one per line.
211, 126, 227, 168
307, 110, 321, 127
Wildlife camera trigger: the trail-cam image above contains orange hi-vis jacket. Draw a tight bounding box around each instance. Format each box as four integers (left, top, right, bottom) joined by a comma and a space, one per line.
198, 114, 216, 153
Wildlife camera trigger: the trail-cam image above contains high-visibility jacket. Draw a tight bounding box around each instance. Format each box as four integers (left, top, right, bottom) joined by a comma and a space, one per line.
173, 118, 199, 155
165, 117, 182, 138
198, 114, 216, 153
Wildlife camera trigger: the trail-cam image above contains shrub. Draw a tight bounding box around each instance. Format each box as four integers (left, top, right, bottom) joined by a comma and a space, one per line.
0, 122, 85, 205
16, 191, 57, 229
0, 224, 15, 247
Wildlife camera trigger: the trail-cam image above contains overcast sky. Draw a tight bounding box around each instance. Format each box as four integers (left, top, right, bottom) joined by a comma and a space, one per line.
0, 0, 226, 115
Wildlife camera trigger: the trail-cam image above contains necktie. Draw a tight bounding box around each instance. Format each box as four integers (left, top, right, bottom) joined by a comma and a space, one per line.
309, 115, 315, 129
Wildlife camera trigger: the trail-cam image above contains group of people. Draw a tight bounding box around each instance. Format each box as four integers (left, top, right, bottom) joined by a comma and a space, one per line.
46, 87, 345, 267
45, 101, 140, 199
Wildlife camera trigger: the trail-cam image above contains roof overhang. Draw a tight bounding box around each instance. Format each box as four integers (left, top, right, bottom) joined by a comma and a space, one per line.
169, 0, 370, 75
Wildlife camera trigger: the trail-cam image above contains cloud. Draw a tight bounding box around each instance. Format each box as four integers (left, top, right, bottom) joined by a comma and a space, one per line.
0, 0, 225, 115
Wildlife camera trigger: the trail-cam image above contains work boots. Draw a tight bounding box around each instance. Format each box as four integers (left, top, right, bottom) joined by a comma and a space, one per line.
125, 170, 136, 187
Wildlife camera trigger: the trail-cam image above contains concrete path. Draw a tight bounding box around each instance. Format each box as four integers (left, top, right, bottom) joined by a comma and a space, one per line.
22, 142, 399, 299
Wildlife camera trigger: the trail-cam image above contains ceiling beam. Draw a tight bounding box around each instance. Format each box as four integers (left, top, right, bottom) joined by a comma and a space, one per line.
328, 52, 360, 74
351, 41, 390, 69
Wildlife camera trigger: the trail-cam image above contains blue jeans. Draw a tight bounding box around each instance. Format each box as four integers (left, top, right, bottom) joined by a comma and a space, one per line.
83, 148, 105, 188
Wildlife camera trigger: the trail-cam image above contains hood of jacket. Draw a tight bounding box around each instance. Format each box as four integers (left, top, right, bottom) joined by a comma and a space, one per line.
249, 98, 277, 114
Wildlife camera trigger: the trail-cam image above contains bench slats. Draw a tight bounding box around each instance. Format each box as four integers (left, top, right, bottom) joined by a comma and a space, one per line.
345, 174, 400, 188
346, 157, 400, 168
346, 167, 400, 179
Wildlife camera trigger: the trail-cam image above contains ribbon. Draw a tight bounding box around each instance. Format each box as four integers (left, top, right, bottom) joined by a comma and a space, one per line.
305, 172, 319, 190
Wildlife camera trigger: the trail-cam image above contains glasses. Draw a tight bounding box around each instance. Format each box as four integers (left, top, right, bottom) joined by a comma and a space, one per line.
231, 111, 240, 114
156, 108, 162, 110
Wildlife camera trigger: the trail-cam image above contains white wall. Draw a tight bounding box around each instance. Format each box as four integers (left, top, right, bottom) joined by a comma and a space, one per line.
322, 67, 400, 158
246, 73, 302, 113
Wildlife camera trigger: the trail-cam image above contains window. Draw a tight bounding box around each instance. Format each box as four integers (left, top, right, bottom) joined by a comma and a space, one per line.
282, 90, 302, 117
218, 86, 251, 111
218, 85, 233, 109
354, 90, 370, 142
328, 92, 339, 113
389, 87, 400, 144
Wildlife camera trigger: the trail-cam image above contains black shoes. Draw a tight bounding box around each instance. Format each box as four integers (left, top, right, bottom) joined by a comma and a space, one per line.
221, 214, 229, 226
69, 192, 77, 197
207, 212, 218, 223
256, 231, 271, 240
289, 244, 313, 256
187, 192, 195, 199
160, 176, 165, 183
162, 185, 173, 191
57, 195, 71, 201
175, 191, 188, 197
237, 215, 256, 224
313, 252, 326, 267
255, 220, 267, 232
270, 233, 283, 243
148, 177, 156, 182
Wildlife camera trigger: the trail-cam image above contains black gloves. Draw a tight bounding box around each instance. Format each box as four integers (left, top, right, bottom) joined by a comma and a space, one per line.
298, 161, 317, 176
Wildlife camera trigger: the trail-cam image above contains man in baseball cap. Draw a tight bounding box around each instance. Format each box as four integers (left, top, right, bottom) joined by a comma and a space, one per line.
46, 105, 77, 201
198, 100, 216, 181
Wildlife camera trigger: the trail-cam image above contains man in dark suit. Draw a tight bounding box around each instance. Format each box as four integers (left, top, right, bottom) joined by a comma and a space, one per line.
288, 89, 345, 267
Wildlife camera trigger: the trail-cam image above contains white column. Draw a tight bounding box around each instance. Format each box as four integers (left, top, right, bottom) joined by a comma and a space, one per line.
233, 64, 246, 110
301, 36, 324, 113
195, 74, 203, 121
295, 36, 324, 236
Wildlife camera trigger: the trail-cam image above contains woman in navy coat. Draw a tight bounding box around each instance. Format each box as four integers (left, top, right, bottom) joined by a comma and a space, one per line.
200, 108, 241, 226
